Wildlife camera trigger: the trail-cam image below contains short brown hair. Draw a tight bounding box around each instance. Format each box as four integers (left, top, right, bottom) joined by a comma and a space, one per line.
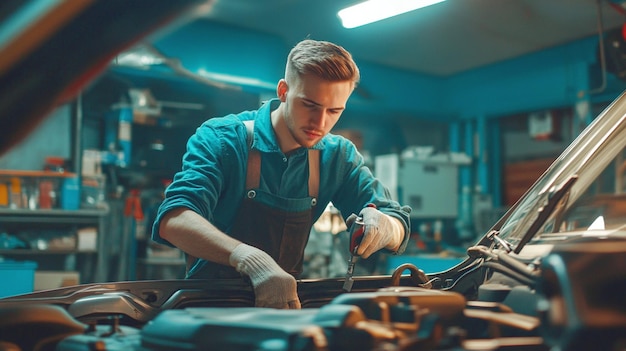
285, 39, 360, 86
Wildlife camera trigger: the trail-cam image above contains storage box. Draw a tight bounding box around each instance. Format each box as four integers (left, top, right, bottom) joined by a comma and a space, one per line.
34, 271, 80, 291
77, 227, 97, 251
0, 260, 37, 298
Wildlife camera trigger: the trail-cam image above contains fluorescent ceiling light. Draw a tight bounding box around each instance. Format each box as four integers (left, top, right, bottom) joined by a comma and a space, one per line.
338, 0, 445, 28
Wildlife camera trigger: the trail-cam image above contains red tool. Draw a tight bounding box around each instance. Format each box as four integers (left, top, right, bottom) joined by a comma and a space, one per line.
348, 215, 365, 255
124, 189, 144, 220
122, 189, 144, 281
343, 204, 375, 292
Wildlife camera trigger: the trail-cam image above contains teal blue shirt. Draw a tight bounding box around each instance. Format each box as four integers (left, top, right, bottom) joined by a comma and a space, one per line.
152, 99, 411, 253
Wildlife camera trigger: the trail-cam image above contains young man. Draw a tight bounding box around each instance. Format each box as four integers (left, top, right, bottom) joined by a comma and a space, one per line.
152, 39, 411, 309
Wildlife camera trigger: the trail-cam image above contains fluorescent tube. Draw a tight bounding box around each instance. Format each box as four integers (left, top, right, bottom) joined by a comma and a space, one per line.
338, 0, 446, 28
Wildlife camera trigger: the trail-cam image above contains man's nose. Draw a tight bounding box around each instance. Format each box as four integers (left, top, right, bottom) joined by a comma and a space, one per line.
311, 109, 327, 128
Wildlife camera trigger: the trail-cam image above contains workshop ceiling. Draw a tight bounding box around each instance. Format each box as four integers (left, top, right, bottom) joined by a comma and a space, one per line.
203, 0, 626, 76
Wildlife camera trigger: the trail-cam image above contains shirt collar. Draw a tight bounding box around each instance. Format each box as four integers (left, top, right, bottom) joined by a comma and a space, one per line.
252, 98, 326, 153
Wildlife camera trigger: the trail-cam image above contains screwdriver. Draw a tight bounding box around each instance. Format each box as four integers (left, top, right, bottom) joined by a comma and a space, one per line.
342, 213, 365, 292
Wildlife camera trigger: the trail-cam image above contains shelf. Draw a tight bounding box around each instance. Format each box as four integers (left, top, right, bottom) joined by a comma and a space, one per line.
0, 170, 77, 178
0, 208, 108, 216
0, 207, 109, 283
0, 208, 108, 224
0, 249, 97, 255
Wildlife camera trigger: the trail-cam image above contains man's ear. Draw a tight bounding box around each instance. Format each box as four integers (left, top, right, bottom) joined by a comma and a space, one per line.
277, 79, 288, 102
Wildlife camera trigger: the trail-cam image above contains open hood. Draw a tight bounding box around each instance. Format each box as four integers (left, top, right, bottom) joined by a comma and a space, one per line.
0, 0, 210, 154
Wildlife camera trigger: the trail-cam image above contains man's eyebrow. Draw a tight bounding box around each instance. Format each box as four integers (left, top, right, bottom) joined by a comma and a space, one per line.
302, 98, 345, 111
302, 98, 322, 106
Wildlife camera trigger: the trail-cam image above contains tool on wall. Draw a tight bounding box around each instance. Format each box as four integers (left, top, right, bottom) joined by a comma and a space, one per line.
119, 189, 144, 281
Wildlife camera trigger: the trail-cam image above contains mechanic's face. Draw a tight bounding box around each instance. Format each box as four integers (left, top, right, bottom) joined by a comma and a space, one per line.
278, 73, 354, 149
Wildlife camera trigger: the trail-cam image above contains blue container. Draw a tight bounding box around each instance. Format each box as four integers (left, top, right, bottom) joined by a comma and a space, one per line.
104, 104, 133, 167
0, 260, 37, 298
117, 105, 133, 168
61, 176, 80, 210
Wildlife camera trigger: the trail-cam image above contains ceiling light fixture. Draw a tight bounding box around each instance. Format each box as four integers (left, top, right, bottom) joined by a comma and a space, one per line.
338, 0, 446, 28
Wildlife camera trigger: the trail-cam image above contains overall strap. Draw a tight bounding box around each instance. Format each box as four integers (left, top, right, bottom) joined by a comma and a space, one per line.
244, 120, 260, 190
243, 119, 319, 200
307, 149, 319, 199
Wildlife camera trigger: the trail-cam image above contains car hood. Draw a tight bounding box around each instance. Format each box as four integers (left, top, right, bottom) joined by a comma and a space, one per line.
0, 0, 211, 155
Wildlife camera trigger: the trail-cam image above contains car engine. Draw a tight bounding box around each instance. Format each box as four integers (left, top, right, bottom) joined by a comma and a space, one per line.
0, 238, 624, 351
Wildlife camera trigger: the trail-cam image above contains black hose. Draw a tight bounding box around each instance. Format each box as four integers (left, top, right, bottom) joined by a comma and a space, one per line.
496, 251, 539, 280
483, 261, 537, 288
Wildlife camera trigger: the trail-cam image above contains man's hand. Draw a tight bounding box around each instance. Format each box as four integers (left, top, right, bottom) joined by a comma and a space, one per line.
356, 207, 404, 259
229, 243, 301, 309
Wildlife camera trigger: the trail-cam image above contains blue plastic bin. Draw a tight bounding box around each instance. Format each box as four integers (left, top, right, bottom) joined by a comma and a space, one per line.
0, 260, 37, 298
61, 176, 80, 210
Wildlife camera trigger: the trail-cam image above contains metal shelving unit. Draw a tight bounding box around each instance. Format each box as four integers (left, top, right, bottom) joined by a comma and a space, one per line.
0, 208, 109, 284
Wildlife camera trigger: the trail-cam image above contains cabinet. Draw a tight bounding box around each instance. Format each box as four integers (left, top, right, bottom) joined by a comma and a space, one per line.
0, 207, 109, 285
399, 157, 464, 218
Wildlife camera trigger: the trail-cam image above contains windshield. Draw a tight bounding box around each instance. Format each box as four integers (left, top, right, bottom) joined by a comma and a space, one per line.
498, 91, 626, 249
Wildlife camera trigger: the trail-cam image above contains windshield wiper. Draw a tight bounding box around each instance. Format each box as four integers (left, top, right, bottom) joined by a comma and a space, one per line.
486, 230, 513, 252
513, 175, 578, 254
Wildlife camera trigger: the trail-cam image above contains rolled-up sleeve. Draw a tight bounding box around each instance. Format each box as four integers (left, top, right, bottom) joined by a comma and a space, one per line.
324, 136, 412, 254
151, 117, 247, 246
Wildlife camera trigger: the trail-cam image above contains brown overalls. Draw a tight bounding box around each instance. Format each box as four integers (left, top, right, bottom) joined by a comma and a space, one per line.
186, 120, 319, 279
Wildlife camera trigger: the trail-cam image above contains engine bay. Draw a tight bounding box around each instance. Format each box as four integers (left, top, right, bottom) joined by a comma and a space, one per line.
1, 238, 624, 351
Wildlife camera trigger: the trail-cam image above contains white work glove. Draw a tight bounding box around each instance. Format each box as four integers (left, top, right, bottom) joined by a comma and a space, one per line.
229, 243, 301, 309
356, 207, 404, 259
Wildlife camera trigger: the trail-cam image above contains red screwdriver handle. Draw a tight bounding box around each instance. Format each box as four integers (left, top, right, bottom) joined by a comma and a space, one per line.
349, 220, 365, 254
348, 203, 377, 254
